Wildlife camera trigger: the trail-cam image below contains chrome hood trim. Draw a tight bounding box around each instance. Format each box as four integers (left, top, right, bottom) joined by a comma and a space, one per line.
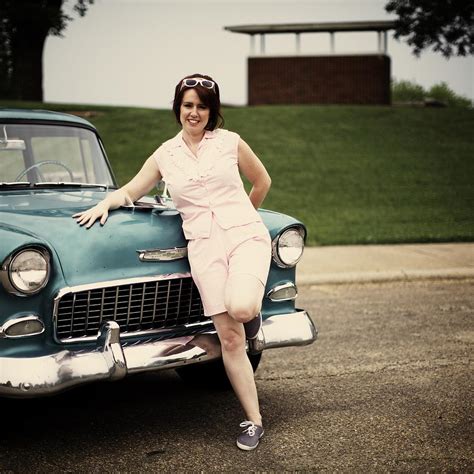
137, 247, 188, 262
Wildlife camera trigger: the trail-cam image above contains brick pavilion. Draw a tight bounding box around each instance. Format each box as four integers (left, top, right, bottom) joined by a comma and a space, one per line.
224, 21, 396, 106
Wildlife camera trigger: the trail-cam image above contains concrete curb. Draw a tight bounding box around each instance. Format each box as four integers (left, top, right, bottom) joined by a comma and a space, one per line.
296, 243, 474, 285
297, 268, 474, 285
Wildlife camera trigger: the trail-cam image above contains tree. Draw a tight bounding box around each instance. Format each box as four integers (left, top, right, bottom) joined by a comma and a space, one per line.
0, 0, 94, 101
385, 0, 474, 58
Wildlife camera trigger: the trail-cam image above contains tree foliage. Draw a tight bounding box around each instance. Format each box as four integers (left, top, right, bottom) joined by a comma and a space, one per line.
0, 0, 94, 101
386, 0, 474, 57
391, 79, 472, 107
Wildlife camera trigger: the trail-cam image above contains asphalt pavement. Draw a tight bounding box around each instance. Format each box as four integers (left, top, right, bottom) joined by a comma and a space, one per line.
3, 280, 471, 471
297, 242, 474, 285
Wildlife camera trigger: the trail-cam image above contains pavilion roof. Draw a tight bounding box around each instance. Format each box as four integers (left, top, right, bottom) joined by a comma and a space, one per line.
224, 21, 396, 35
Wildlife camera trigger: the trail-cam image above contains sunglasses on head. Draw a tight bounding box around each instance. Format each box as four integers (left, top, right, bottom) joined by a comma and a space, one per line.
181, 78, 216, 91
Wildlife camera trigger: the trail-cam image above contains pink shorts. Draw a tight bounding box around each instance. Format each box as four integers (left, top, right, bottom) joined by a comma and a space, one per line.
187, 217, 272, 317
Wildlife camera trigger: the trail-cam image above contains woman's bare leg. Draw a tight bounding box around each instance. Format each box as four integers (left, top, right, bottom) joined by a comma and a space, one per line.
212, 311, 262, 426
210, 273, 266, 425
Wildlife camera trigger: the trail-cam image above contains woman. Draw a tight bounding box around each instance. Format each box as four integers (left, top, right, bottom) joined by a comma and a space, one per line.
73, 73, 272, 451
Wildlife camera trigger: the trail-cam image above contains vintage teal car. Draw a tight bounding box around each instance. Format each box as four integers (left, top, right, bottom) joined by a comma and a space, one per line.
0, 109, 317, 398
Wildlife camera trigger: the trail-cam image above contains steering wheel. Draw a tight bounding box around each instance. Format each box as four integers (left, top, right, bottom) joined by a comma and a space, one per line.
15, 160, 74, 182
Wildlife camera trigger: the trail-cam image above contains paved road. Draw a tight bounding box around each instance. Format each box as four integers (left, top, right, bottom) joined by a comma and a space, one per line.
1, 280, 472, 472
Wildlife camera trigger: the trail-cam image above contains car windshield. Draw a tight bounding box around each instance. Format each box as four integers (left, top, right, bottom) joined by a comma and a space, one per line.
0, 123, 115, 186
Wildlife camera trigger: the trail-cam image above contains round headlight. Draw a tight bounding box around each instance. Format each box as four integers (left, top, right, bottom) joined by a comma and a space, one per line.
3, 248, 50, 295
273, 227, 305, 268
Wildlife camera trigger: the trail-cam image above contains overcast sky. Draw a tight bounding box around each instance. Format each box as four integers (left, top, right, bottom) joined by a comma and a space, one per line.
44, 0, 473, 108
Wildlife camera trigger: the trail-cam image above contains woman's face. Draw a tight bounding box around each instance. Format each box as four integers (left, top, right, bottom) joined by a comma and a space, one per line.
180, 89, 210, 136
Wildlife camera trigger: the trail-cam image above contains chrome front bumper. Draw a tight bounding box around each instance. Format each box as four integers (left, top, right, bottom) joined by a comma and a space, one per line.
0, 310, 317, 398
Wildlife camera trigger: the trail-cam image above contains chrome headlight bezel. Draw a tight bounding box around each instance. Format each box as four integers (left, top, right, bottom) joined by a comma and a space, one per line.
0, 315, 45, 339
272, 225, 306, 268
0, 247, 51, 296
267, 282, 298, 301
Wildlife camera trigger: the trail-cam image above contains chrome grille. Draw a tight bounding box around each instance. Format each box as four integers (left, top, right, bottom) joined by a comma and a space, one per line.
54, 276, 206, 342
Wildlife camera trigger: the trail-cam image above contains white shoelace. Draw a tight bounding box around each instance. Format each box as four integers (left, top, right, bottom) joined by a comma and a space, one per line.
240, 421, 257, 437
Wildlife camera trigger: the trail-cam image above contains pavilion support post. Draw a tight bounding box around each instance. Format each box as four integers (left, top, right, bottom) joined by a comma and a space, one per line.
250, 34, 255, 55
383, 31, 387, 54
295, 32, 301, 54
330, 32, 335, 54
260, 34, 265, 55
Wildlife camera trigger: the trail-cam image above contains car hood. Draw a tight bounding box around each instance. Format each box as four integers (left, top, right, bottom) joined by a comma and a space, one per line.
0, 188, 303, 288
0, 189, 189, 287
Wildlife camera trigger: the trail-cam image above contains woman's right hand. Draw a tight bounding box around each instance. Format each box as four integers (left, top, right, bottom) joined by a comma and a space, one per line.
72, 201, 111, 229
72, 155, 162, 229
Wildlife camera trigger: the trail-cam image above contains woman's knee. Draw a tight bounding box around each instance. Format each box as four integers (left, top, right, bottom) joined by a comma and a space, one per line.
225, 274, 264, 323
226, 301, 260, 323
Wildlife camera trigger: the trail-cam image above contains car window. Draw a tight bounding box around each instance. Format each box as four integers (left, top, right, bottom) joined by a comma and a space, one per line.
0, 123, 115, 185
31, 136, 97, 183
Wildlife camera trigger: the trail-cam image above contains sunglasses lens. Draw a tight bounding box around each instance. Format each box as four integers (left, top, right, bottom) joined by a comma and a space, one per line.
201, 80, 214, 89
185, 79, 198, 87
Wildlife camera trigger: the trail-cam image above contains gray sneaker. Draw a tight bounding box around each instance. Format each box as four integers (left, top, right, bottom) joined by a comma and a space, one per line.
236, 421, 264, 451
243, 312, 262, 340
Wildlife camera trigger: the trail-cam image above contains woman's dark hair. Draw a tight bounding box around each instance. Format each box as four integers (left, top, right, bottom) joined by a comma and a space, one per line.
172, 73, 224, 131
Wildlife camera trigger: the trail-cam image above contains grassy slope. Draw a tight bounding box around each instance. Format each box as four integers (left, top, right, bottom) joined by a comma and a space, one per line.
2, 101, 473, 245
225, 106, 474, 245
